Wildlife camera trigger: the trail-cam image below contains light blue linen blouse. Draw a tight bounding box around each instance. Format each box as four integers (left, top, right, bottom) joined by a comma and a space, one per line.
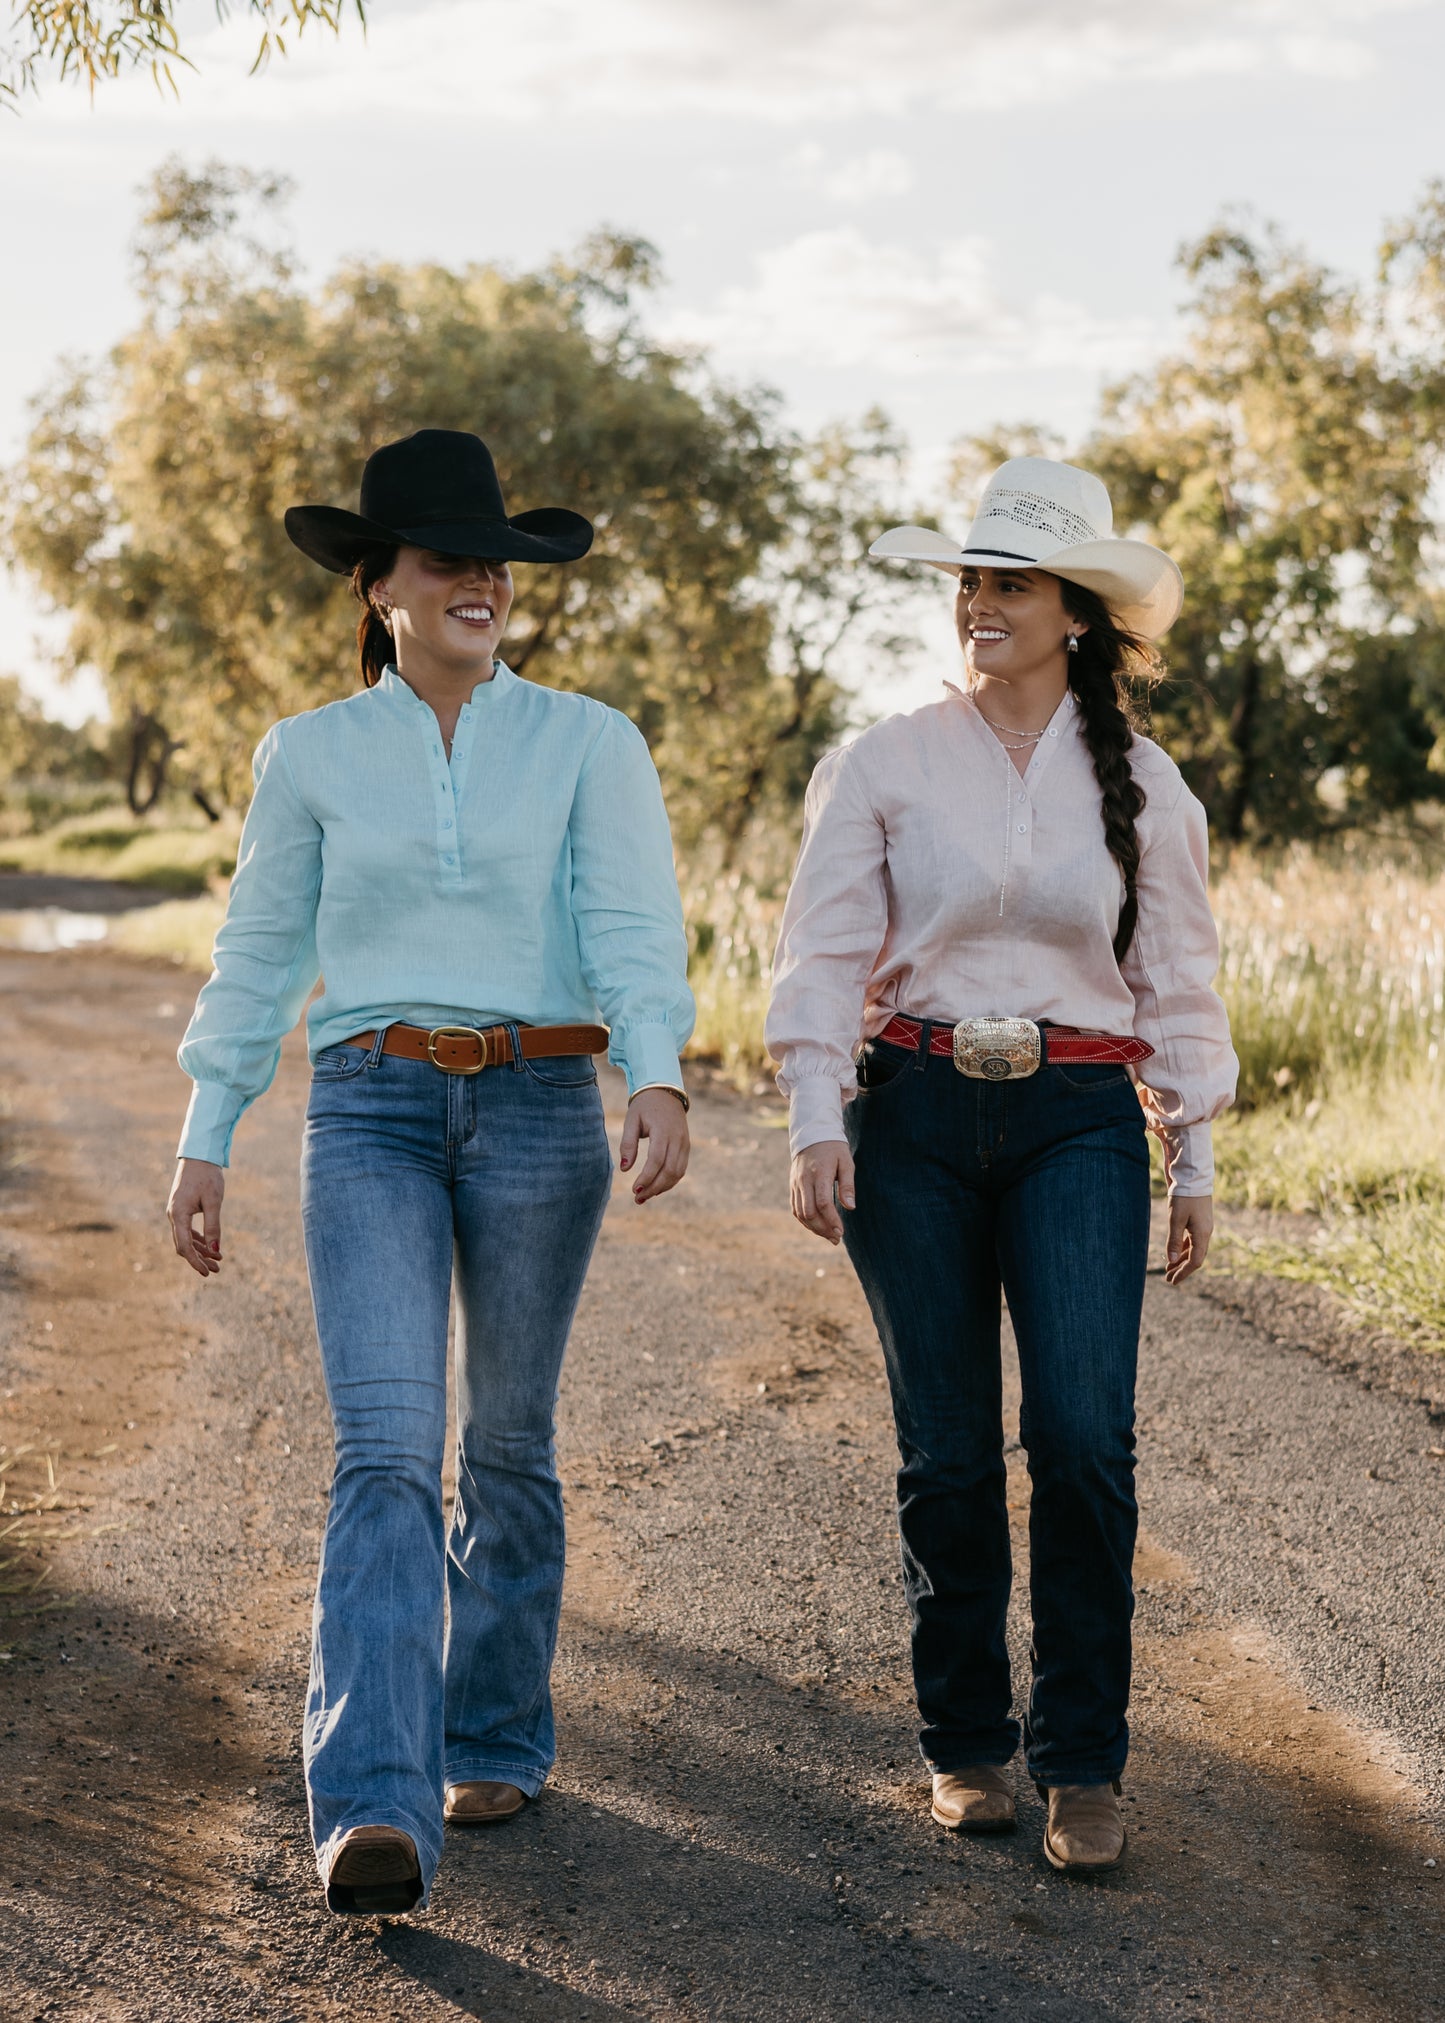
177, 663, 695, 1166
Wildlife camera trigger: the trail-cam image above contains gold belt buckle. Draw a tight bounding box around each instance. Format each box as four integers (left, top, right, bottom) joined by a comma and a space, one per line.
426, 1024, 492, 1074
952, 1016, 1041, 1081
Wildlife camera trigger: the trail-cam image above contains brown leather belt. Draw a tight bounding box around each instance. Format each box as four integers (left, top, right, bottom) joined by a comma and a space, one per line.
346, 1021, 609, 1076
878, 1015, 1153, 1081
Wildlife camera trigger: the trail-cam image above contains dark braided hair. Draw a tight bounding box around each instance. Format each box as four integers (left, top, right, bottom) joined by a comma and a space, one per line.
349, 548, 399, 688
1056, 579, 1161, 965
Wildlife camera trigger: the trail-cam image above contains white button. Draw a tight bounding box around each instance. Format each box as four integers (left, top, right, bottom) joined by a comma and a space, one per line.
461, 709, 472, 720
1017, 824, 1027, 833
443, 854, 456, 865
442, 817, 453, 829
1048, 728, 1058, 737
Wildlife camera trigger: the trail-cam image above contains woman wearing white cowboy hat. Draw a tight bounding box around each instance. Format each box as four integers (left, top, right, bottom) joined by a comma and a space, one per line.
766, 456, 1236, 1873
165, 429, 694, 1914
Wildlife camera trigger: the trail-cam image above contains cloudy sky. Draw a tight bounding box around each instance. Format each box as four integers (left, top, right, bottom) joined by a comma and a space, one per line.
5, 0, 1444, 719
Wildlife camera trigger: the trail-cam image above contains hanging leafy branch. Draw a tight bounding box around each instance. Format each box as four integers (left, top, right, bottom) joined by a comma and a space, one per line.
3, 1, 365, 104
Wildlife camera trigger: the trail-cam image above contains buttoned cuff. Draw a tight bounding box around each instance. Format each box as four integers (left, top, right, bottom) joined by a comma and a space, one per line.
612, 1022, 683, 1100
786, 1075, 852, 1159
1159, 1122, 1213, 1199
178, 1082, 247, 1169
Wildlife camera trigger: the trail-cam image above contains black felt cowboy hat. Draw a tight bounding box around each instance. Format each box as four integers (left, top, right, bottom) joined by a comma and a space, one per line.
284, 429, 594, 573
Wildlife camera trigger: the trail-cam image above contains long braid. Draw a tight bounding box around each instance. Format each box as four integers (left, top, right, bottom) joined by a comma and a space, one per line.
1059, 582, 1157, 965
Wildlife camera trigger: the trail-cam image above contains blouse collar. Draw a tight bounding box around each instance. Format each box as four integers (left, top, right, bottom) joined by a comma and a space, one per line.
377, 660, 517, 708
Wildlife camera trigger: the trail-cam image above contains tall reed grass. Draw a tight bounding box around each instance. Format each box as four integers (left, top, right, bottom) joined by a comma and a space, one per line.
1211, 846, 1445, 1107
680, 842, 1445, 1346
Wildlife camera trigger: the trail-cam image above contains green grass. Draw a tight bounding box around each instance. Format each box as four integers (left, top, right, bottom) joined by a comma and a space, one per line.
108, 894, 225, 971
0, 805, 239, 896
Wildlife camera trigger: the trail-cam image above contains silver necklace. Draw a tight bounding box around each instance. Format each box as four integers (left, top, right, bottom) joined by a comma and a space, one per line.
974, 706, 1046, 741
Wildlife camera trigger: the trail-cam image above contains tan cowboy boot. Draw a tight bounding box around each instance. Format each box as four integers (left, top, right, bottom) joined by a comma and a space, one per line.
930, 1765, 1017, 1833
444, 1780, 528, 1826
1041, 1781, 1126, 1872
325, 1824, 422, 1914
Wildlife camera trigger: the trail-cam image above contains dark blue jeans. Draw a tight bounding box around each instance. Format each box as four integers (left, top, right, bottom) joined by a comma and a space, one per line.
842, 1034, 1151, 1786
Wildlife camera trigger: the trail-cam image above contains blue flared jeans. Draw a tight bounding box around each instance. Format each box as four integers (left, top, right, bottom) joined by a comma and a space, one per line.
298, 1031, 613, 1900
841, 1034, 1151, 1787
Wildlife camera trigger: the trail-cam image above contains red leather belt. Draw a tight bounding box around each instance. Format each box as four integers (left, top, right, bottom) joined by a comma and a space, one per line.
878, 1014, 1153, 1079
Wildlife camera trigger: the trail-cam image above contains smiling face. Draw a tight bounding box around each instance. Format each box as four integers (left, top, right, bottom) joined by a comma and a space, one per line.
374, 545, 515, 683
954, 565, 1082, 684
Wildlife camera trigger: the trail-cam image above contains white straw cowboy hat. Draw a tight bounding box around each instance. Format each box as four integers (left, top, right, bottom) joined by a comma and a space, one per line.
870, 455, 1184, 639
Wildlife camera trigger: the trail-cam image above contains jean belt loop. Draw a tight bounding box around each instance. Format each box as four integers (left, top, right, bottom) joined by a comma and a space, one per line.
915, 1020, 932, 1071
503, 1020, 525, 1073
365, 1024, 388, 1068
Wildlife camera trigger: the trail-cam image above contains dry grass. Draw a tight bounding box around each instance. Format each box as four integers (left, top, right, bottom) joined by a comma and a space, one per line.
16, 809, 1445, 1345
1211, 845, 1445, 1107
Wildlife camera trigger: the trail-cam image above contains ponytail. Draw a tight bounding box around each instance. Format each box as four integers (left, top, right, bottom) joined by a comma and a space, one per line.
1057, 581, 1160, 965
349, 549, 398, 688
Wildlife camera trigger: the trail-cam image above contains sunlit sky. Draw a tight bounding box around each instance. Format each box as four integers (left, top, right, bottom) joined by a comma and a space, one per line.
5, 0, 1445, 722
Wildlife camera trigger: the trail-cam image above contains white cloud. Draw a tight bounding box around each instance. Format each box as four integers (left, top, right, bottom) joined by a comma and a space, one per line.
786, 144, 916, 203
660, 227, 1157, 380
6, 0, 1427, 131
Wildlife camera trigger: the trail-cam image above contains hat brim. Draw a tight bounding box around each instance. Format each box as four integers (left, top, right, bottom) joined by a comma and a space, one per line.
868, 525, 1183, 639
284, 504, 594, 574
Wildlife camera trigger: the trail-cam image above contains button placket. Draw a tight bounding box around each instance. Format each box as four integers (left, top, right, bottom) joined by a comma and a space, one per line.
443, 706, 474, 878
426, 729, 462, 880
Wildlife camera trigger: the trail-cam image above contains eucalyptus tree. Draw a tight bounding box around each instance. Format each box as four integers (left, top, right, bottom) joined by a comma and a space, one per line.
3, 161, 923, 851
955, 201, 1445, 841
2, 1, 364, 103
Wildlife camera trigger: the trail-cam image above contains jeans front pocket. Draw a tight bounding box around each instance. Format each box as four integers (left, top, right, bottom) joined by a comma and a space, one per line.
854, 1038, 914, 1093
311, 1043, 372, 1082
1049, 1063, 1133, 1093
522, 1052, 600, 1089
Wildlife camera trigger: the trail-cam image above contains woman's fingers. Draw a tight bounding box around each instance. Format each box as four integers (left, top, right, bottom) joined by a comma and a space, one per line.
625, 1093, 691, 1203
790, 1144, 851, 1244
619, 1104, 642, 1173
167, 1159, 225, 1278
1165, 1196, 1214, 1283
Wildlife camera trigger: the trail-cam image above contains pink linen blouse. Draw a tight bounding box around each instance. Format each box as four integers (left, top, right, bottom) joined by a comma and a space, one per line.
764, 685, 1237, 1197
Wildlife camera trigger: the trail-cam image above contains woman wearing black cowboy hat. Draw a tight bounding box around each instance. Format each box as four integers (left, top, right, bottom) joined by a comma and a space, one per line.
166, 429, 694, 1914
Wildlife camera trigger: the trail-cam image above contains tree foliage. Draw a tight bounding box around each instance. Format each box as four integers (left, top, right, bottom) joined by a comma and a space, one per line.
955, 196, 1445, 842
2, 160, 923, 853
2, 1, 364, 104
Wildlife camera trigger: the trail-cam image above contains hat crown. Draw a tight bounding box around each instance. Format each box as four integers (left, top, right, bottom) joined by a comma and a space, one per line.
358, 429, 508, 530
964, 456, 1113, 563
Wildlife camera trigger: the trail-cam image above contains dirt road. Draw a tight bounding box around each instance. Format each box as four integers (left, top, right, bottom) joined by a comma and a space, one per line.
2, 946, 1442, 2021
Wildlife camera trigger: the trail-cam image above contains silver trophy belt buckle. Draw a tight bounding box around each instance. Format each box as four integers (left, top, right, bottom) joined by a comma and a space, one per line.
952, 1016, 1042, 1081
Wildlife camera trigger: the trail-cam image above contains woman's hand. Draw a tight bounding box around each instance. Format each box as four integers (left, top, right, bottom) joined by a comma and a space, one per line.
1165, 1194, 1213, 1284
790, 1140, 855, 1245
168, 1157, 226, 1277
620, 1088, 690, 1203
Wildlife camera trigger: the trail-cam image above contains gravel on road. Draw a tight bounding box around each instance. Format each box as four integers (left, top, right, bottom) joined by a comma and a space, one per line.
1, 948, 1441, 2022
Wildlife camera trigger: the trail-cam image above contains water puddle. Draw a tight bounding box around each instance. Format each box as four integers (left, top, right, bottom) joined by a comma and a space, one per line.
0, 910, 111, 953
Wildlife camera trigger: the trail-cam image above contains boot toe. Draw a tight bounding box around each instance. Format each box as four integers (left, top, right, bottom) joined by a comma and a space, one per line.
1042, 1783, 1126, 1872
444, 1780, 528, 1826
931, 1767, 1017, 1834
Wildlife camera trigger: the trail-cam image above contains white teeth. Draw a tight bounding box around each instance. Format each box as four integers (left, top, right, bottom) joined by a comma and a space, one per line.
450, 606, 493, 621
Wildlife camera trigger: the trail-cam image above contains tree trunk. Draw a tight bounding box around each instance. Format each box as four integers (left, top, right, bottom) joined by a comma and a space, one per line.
1223, 655, 1262, 842
125, 712, 174, 816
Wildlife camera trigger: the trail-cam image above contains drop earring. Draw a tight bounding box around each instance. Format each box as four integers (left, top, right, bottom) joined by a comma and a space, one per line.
1066, 633, 1079, 654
